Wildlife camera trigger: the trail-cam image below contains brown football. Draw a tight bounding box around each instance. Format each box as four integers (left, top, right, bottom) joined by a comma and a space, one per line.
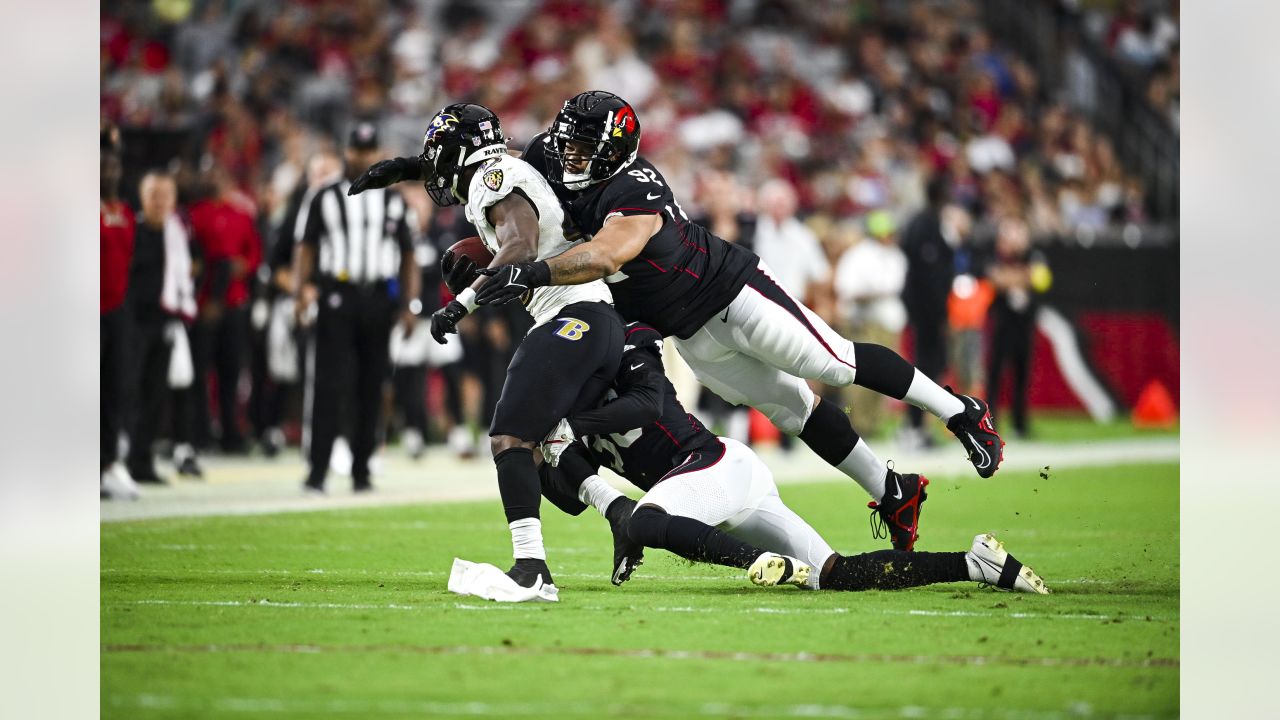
446, 236, 495, 268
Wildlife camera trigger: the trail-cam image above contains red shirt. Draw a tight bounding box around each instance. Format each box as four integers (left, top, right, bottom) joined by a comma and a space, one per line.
188, 197, 261, 309
100, 200, 135, 314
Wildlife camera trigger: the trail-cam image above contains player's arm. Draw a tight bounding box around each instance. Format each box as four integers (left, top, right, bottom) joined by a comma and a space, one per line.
475, 212, 661, 305
546, 213, 660, 284
347, 157, 423, 195
566, 345, 666, 437
429, 192, 539, 342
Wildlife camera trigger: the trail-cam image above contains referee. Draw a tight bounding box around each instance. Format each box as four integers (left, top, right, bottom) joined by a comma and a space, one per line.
294, 122, 420, 493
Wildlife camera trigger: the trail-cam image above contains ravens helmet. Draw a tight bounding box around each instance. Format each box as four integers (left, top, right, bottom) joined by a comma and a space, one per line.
419, 103, 507, 206
545, 91, 641, 191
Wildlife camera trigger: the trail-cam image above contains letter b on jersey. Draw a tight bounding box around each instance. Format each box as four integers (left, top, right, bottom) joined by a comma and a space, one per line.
554, 318, 590, 341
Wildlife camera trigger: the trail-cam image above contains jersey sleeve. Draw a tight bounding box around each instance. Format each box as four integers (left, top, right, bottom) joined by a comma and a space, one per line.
567, 323, 666, 438
596, 163, 670, 222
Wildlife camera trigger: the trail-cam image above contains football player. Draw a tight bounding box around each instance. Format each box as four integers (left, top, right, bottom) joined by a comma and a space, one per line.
476, 91, 1002, 552
539, 323, 1048, 594
348, 104, 626, 599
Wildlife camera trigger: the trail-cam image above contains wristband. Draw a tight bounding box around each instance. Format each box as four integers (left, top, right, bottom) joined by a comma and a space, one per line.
456, 287, 478, 312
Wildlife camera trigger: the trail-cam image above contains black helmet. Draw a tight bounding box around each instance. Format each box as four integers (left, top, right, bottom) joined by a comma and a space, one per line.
419, 103, 507, 206
545, 90, 641, 190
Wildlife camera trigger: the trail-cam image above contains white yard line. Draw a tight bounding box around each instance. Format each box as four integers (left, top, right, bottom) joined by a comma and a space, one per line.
108, 598, 1170, 623
108, 693, 1167, 719
100, 438, 1177, 523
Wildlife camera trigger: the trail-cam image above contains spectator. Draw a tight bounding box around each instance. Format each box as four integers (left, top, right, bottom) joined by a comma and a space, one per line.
985, 216, 1053, 438
101, 124, 140, 500
943, 206, 989, 396
899, 178, 956, 449
124, 171, 202, 483
834, 211, 907, 437
189, 164, 262, 453
752, 179, 829, 306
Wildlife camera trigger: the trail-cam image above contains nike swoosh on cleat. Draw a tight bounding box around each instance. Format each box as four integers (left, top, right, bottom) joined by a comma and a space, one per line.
891, 477, 903, 500
969, 397, 981, 411
966, 432, 992, 469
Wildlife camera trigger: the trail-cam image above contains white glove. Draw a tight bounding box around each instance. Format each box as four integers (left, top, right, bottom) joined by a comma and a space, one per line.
541, 418, 576, 467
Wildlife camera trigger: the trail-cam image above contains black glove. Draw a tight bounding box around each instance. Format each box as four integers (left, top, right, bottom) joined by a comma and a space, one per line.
475, 261, 550, 306
441, 250, 480, 296
348, 157, 422, 195
429, 300, 468, 344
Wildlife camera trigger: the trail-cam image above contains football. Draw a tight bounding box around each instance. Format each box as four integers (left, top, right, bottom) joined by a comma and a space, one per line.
446, 235, 494, 269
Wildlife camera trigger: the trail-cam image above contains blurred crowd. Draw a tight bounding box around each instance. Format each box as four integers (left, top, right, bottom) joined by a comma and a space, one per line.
100, 0, 1173, 494
1075, 0, 1179, 132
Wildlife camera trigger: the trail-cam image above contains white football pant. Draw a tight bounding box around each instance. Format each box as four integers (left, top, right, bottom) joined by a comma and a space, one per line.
674, 261, 858, 434
636, 438, 835, 589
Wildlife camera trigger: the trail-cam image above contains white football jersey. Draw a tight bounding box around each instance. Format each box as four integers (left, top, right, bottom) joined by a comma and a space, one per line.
464, 154, 612, 326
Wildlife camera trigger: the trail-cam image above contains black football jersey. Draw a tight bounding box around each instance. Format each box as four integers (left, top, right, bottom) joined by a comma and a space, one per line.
570, 324, 720, 490
524, 134, 758, 339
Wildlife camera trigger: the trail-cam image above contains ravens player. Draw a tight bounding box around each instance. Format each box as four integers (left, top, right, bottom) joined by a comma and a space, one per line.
474, 90, 1003, 552
539, 323, 1049, 594
349, 104, 624, 599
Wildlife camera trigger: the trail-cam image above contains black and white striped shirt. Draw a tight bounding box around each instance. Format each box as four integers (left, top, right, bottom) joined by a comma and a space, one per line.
299, 181, 414, 284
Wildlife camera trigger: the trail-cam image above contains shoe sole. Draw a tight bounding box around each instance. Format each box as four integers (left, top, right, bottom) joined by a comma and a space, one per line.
749, 554, 811, 588
973, 534, 1049, 594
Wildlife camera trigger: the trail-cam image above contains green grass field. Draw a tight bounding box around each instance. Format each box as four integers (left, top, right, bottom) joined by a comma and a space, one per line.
102, 461, 1178, 719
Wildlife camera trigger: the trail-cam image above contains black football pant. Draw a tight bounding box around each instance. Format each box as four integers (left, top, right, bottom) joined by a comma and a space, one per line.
306, 284, 395, 488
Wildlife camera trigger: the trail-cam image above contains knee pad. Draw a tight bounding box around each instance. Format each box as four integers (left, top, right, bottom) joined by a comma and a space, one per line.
758, 397, 813, 435
628, 504, 671, 547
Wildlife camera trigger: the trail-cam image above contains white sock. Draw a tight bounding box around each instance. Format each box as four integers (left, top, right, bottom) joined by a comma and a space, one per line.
578, 474, 624, 518
509, 517, 546, 560
837, 438, 888, 501
904, 369, 965, 421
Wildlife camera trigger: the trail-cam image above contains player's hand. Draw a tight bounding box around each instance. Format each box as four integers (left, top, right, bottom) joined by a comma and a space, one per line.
441, 250, 480, 296
348, 157, 421, 196
429, 300, 467, 344
540, 418, 577, 467
475, 261, 550, 306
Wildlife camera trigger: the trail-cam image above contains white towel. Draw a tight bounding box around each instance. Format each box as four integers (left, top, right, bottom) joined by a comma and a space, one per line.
160, 213, 197, 321
166, 321, 194, 389
446, 558, 559, 603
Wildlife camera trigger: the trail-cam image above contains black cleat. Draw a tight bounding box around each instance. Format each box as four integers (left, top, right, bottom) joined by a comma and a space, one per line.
605, 496, 644, 586
868, 470, 929, 551
506, 558, 556, 590
176, 455, 204, 479
945, 388, 1004, 478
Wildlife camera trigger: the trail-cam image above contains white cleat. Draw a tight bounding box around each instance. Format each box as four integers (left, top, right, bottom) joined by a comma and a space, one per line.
748, 553, 811, 588
966, 533, 1050, 594
101, 462, 141, 501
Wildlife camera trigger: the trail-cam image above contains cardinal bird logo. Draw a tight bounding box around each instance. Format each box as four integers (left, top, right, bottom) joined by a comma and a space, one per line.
611, 106, 637, 137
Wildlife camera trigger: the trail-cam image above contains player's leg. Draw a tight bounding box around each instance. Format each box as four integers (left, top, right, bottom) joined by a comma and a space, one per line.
708, 264, 1003, 476
489, 303, 625, 591
674, 333, 926, 549
824, 534, 1049, 594
627, 440, 811, 586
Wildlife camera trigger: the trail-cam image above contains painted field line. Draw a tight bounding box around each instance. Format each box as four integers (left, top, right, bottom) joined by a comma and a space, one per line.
108, 694, 1171, 720
103, 642, 1177, 669
99, 567, 1124, 587
109, 598, 1171, 623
